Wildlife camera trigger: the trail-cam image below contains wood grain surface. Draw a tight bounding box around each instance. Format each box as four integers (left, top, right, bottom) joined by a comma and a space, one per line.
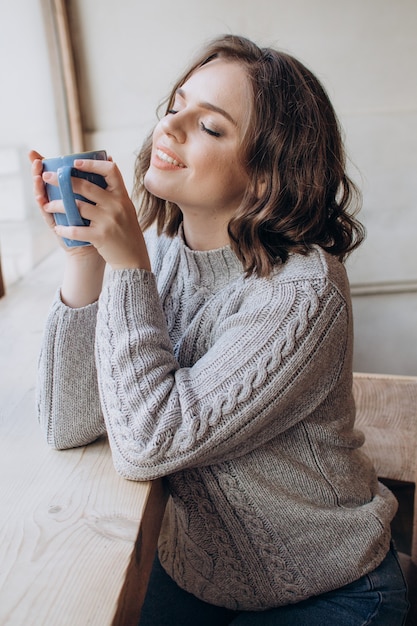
0, 250, 165, 625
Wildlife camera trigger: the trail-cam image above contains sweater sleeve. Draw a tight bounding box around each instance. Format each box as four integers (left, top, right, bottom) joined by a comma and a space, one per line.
36, 290, 106, 449
95, 267, 350, 481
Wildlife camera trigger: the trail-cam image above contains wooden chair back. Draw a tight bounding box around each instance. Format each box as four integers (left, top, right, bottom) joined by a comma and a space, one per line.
353, 372, 417, 565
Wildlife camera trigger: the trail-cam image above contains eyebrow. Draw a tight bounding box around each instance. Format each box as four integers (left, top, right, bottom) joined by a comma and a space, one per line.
176, 88, 238, 126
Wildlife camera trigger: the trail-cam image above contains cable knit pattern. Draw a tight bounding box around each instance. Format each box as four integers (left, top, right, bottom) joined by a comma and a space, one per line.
37, 226, 397, 610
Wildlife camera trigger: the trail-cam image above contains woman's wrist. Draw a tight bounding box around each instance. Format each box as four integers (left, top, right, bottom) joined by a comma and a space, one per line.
61, 248, 106, 308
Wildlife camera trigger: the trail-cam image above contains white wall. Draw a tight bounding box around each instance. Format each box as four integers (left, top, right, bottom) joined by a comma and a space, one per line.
0, 0, 60, 283
0, 2, 59, 153
1, 0, 416, 374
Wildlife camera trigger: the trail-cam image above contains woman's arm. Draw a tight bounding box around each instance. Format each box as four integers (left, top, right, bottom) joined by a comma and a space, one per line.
96, 266, 350, 481
31, 152, 152, 447
36, 293, 105, 448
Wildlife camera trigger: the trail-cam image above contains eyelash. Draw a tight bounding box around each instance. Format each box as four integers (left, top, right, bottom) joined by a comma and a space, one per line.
167, 109, 221, 138
200, 122, 221, 138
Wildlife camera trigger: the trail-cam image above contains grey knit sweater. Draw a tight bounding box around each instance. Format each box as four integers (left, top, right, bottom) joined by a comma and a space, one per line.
37, 227, 397, 610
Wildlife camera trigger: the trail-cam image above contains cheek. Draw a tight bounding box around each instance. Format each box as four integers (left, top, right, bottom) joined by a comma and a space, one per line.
218, 159, 249, 195
206, 150, 246, 183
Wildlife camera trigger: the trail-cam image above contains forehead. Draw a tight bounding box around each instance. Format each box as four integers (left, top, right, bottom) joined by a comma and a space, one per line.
180, 59, 251, 126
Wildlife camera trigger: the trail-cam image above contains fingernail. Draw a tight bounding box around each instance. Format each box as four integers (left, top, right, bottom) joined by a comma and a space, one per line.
43, 172, 53, 181
74, 159, 84, 166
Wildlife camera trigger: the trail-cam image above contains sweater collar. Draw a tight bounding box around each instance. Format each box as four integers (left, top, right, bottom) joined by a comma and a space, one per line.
176, 223, 244, 291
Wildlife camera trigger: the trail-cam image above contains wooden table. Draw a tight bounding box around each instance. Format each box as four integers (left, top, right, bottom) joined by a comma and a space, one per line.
0, 249, 167, 625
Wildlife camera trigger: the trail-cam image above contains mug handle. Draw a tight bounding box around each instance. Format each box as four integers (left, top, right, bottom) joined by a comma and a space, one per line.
57, 165, 91, 247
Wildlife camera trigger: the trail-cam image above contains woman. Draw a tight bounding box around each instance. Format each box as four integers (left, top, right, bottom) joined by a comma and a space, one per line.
30, 35, 408, 625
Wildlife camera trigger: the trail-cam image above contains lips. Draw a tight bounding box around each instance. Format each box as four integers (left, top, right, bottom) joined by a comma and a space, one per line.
155, 146, 186, 168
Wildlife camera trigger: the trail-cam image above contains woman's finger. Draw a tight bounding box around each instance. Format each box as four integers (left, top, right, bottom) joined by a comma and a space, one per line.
28, 149, 44, 163
54, 223, 91, 245
43, 199, 66, 215
72, 158, 123, 193
31, 167, 49, 209
42, 170, 58, 186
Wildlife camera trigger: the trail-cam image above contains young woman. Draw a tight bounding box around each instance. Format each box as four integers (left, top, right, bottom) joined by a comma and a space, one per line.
30, 35, 409, 625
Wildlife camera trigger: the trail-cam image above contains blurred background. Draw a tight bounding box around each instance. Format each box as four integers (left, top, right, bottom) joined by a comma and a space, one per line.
0, 0, 416, 374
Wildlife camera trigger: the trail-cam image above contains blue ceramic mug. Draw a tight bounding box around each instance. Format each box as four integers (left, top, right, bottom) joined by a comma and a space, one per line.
42, 150, 108, 247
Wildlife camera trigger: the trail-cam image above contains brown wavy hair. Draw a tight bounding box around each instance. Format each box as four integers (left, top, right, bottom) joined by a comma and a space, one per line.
133, 34, 365, 277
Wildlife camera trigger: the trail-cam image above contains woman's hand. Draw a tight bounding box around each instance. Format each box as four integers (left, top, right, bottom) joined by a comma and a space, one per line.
29, 150, 105, 307
29, 151, 151, 307
44, 157, 151, 272
30, 150, 62, 243
29, 151, 149, 269
29, 150, 98, 260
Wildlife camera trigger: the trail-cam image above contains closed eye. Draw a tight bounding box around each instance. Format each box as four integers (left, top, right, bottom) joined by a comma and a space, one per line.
166, 107, 221, 137
200, 122, 221, 137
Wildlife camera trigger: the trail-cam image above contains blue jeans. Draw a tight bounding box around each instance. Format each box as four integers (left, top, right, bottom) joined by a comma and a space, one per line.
139, 544, 409, 625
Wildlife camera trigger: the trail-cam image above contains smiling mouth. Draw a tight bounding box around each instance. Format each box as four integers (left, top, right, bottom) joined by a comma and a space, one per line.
156, 148, 185, 168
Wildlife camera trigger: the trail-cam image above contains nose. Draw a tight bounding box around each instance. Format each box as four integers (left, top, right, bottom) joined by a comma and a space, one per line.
160, 113, 187, 143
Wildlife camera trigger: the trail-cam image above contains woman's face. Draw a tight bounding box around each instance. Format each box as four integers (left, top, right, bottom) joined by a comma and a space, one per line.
144, 59, 251, 228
